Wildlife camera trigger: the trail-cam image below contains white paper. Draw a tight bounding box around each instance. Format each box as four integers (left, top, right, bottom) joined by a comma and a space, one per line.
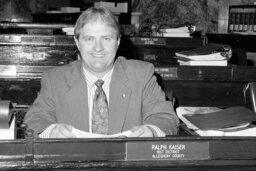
62, 27, 74, 35
160, 26, 189, 33
72, 127, 132, 138
0, 65, 16, 77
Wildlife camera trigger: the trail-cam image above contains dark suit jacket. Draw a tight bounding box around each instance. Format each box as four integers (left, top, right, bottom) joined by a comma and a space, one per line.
24, 57, 179, 135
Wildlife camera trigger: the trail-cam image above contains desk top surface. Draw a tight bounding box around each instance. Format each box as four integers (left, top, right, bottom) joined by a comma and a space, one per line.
1, 136, 256, 170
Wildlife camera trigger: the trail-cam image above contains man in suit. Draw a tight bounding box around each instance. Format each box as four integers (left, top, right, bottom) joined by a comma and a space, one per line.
24, 7, 179, 138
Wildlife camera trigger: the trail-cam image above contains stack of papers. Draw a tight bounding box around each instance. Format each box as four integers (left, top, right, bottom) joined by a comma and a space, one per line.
61, 7, 80, 13
159, 26, 191, 37
175, 43, 232, 66
47, 7, 80, 14
94, 2, 128, 13
62, 27, 74, 35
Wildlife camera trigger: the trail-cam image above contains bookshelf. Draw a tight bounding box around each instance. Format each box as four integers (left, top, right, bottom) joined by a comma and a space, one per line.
228, 5, 256, 34
32, 0, 132, 25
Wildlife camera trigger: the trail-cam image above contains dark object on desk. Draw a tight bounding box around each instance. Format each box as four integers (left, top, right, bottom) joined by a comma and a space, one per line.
0, 100, 13, 129
183, 106, 256, 130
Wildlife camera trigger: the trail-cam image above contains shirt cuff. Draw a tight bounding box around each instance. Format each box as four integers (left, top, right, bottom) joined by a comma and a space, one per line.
146, 124, 166, 137
38, 124, 58, 138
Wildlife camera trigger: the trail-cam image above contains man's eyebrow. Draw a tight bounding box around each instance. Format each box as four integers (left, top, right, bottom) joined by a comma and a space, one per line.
102, 35, 114, 37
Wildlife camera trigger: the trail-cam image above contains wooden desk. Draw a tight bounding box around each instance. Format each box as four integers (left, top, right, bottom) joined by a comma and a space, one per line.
155, 65, 256, 108
0, 65, 255, 107
1, 137, 256, 170
0, 33, 255, 170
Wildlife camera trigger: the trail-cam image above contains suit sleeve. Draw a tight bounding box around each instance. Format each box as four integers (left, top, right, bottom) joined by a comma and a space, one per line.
141, 64, 179, 135
24, 71, 57, 135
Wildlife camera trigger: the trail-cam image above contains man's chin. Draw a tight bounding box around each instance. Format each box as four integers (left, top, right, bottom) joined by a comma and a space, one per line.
92, 65, 109, 73
93, 62, 113, 71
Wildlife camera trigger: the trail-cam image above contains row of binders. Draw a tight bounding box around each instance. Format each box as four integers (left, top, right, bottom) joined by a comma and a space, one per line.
229, 10, 256, 33
175, 43, 232, 66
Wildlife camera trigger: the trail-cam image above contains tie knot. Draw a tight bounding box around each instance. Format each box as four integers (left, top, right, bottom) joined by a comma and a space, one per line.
95, 79, 104, 88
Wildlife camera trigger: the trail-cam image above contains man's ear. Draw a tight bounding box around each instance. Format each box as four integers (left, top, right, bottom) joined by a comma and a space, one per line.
117, 35, 121, 46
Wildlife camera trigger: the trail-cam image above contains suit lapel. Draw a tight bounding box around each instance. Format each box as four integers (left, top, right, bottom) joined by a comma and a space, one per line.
65, 61, 90, 131
108, 58, 131, 134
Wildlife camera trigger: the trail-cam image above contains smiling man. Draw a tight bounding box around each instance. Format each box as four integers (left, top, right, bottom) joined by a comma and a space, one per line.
24, 7, 179, 138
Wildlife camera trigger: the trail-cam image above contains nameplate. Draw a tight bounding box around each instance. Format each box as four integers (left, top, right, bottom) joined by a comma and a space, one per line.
0, 35, 21, 43
126, 141, 209, 160
133, 37, 166, 46
155, 67, 178, 79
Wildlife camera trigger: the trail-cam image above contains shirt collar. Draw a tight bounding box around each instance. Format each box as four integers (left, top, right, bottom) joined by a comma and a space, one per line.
83, 67, 114, 88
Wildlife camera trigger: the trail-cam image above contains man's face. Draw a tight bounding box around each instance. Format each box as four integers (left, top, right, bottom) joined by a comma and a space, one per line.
75, 20, 120, 75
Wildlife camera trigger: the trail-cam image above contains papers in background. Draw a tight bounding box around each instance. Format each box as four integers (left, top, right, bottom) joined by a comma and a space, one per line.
176, 106, 256, 136
61, 7, 80, 13
0, 65, 16, 78
162, 32, 191, 38
47, 7, 80, 13
159, 26, 191, 38
160, 26, 190, 33
196, 127, 256, 137
72, 127, 132, 138
175, 43, 232, 61
176, 106, 222, 130
182, 106, 256, 130
176, 52, 227, 61
94, 2, 128, 13
62, 27, 74, 35
177, 59, 227, 66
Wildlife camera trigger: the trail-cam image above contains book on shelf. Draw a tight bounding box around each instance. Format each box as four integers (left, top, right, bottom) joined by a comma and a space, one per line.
177, 59, 227, 66
234, 12, 240, 31
176, 106, 256, 136
175, 43, 232, 61
229, 12, 236, 31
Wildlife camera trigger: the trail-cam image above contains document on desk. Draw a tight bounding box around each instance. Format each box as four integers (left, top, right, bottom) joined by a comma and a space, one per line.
182, 106, 256, 130
196, 127, 256, 136
176, 106, 256, 136
71, 127, 132, 138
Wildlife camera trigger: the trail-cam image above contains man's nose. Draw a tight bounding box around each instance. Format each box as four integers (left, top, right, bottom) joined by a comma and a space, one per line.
93, 39, 103, 51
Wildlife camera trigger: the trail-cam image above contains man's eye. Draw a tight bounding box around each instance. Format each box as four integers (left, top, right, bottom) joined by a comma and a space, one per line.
103, 37, 112, 41
84, 37, 93, 41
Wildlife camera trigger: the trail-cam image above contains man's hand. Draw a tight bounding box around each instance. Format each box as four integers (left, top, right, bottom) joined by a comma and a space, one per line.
50, 124, 76, 138
128, 125, 154, 137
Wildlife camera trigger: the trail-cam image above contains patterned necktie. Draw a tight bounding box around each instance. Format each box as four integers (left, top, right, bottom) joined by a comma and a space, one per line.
92, 79, 109, 134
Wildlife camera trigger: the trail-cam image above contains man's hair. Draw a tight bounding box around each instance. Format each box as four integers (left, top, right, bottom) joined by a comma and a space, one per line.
74, 7, 120, 39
